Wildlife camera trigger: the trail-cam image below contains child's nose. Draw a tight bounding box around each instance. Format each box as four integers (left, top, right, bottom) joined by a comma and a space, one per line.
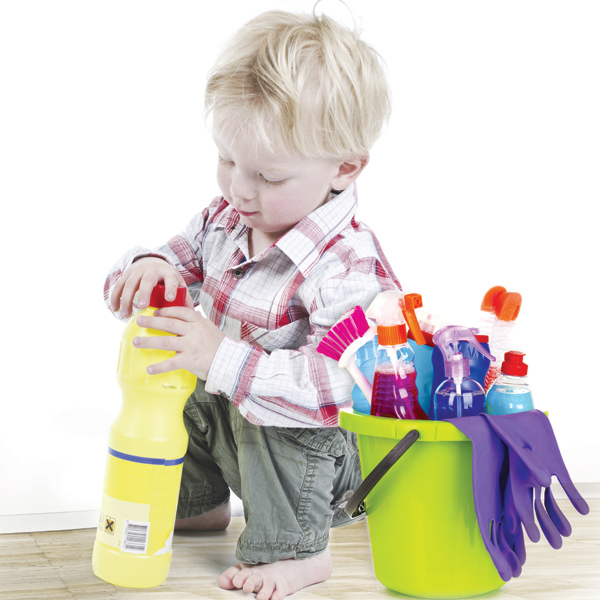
230, 171, 257, 201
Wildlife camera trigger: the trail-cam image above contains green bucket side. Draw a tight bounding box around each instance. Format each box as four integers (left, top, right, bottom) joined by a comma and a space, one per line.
340, 411, 505, 599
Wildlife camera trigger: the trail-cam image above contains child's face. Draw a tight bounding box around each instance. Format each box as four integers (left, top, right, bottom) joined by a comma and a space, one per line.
214, 130, 344, 245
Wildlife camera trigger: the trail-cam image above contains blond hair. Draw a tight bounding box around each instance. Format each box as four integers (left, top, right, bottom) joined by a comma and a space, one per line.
205, 8, 391, 159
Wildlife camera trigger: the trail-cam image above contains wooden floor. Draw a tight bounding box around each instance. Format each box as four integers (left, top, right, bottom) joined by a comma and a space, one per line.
0, 499, 598, 600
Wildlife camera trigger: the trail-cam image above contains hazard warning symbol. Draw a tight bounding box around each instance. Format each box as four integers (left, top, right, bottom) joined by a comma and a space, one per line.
104, 516, 116, 535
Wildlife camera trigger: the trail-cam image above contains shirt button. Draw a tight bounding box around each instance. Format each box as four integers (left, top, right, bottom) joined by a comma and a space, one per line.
232, 267, 245, 279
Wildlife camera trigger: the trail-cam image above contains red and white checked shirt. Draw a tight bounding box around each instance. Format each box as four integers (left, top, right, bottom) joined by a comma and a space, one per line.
104, 183, 401, 428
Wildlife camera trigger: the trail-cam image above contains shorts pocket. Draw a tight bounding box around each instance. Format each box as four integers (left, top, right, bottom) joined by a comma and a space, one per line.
277, 427, 347, 457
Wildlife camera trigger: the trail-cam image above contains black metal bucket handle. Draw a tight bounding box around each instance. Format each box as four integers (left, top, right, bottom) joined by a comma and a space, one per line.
340, 429, 420, 518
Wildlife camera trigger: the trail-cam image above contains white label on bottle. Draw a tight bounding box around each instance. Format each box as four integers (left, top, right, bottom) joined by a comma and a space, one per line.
122, 519, 151, 554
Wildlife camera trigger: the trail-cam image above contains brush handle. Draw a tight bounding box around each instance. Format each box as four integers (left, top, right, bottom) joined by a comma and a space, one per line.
345, 358, 373, 403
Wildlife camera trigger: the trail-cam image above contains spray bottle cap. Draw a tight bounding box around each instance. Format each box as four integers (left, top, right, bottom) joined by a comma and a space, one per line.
433, 325, 496, 380
377, 323, 408, 346
149, 284, 188, 309
501, 351, 528, 376
366, 291, 426, 345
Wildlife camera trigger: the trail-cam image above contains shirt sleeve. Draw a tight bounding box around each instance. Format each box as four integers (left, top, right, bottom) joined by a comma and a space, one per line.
102, 199, 221, 320
205, 257, 400, 428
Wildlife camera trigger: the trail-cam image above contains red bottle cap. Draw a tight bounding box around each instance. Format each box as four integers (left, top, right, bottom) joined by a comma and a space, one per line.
475, 334, 489, 344
500, 351, 528, 376
149, 284, 188, 309
377, 323, 407, 346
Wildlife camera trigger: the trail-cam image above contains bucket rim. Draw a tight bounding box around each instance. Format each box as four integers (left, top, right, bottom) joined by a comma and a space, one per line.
339, 410, 470, 442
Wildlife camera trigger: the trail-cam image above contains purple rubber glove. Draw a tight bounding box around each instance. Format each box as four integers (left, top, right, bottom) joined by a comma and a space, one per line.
446, 415, 520, 581
483, 411, 589, 549
498, 472, 526, 576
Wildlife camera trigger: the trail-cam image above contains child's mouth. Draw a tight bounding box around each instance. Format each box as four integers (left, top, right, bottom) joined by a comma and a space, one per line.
238, 210, 258, 217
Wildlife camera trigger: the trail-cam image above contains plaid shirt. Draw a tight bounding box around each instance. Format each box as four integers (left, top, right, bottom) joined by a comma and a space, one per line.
104, 183, 401, 427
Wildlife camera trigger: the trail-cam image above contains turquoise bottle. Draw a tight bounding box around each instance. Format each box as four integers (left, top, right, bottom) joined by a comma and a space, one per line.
486, 351, 534, 415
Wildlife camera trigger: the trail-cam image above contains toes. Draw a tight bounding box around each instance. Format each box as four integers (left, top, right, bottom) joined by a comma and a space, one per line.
232, 566, 259, 590
216, 564, 243, 590
271, 584, 289, 600
241, 572, 264, 594
256, 579, 276, 600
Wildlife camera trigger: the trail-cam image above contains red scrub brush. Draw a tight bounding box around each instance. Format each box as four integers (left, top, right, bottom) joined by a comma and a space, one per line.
317, 305, 376, 402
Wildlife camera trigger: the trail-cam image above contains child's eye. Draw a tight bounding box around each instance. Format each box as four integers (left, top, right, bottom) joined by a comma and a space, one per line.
218, 155, 234, 166
261, 175, 287, 186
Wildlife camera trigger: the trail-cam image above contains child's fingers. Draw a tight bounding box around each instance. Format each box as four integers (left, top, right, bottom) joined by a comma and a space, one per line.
163, 272, 186, 303
136, 274, 160, 310
110, 279, 123, 311
119, 273, 147, 317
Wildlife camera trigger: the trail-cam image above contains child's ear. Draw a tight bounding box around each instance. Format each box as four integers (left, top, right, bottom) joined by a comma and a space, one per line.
331, 153, 370, 190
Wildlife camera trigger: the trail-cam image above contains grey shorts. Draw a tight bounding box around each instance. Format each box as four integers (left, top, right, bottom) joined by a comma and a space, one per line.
176, 379, 363, 564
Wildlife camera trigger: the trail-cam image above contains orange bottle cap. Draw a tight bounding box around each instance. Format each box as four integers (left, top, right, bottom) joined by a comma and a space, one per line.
377, 324, 407, 346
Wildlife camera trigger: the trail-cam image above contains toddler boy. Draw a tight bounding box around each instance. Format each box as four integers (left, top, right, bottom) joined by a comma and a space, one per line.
106, 8, 400, 600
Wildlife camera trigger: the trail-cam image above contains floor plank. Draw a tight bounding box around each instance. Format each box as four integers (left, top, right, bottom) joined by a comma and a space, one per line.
0, 499, 597, 599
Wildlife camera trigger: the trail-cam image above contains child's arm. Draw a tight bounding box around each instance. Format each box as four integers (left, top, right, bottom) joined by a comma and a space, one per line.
204, 260, 399, 427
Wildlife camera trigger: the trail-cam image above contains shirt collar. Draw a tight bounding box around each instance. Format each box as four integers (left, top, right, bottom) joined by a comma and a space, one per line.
212, 183, 358, 276
275, 182, 358, 277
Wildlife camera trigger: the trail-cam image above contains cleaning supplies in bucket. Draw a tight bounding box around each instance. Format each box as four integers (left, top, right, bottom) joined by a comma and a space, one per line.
431, 326, 495, 420
315, 305, 376, 404
317, 291, 429, 418
481, 288, 523, 391
429, 330, 492, 419
370, 317, 429, 420
486, 351, 534, 415
368, 291, 429, 420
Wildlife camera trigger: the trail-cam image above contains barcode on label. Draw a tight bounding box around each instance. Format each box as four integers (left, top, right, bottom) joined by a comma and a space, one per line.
122, 519, 150, 554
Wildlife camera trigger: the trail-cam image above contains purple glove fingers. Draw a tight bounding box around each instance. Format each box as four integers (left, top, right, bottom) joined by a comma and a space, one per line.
544, 487, 572, 537
490, 520, 513, 582
498, 525, 523, 578
510, 465, 540, 542
554, 476, 590, 516
534, 485, 562, 549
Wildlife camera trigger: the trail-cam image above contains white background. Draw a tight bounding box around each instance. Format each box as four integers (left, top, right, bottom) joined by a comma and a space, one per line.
1, 0, 598, 529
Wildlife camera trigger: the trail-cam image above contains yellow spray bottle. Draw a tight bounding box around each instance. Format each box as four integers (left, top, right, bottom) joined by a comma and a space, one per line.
93, 284, 196, 588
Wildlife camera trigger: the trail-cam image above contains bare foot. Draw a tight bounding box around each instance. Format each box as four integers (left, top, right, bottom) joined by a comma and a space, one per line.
217, 547, 333, 600
174, 501, 231, 532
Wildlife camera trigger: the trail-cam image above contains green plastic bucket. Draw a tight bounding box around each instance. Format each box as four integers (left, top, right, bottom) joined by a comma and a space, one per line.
339, 410, 505, 599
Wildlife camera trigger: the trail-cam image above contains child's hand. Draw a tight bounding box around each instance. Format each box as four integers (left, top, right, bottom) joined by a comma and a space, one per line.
133, 307, 226, 381
110, 257, 192, 318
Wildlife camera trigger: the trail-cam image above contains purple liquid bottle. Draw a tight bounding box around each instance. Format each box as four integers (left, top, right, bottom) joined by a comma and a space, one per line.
370, 323, 430, 420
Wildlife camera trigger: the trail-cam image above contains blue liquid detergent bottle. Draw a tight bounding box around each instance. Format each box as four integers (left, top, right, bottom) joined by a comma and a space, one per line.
431, 326, 495, 420
486, 351, 534, 415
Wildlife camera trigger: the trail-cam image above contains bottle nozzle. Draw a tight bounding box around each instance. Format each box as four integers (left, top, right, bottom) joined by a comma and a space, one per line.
400, 293, 426, 345
433, 325, 496, 380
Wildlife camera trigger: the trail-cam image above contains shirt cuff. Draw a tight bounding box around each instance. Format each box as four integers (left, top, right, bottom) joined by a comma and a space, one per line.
205, 336, 259, 401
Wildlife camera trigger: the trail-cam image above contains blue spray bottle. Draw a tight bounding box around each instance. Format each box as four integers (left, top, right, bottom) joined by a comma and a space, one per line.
431, 326, 495, 420
429, 329, 492, 419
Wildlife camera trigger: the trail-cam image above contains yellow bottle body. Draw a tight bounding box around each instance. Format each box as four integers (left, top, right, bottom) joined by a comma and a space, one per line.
92, 307, 196, 588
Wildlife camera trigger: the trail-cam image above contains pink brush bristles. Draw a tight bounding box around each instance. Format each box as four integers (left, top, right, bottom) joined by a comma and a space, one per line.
317, 306, 370, 361
317, 306, 375, 402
